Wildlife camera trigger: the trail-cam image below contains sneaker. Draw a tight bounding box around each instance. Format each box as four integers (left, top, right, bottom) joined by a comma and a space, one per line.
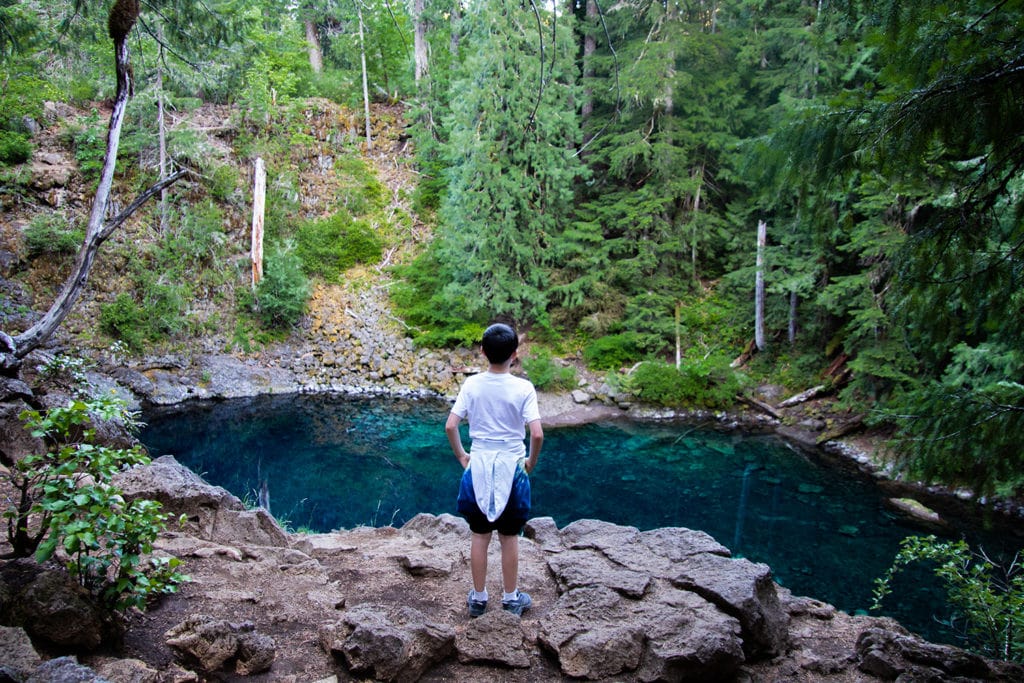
467, 592, 487, 618
502, 591, 532, 616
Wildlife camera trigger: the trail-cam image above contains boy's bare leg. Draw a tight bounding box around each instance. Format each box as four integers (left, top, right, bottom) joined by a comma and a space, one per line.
470, 532, 491, 592
498, 533, 519, 593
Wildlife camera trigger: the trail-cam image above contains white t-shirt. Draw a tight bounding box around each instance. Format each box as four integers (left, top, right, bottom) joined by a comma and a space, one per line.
451, 371, 540, 444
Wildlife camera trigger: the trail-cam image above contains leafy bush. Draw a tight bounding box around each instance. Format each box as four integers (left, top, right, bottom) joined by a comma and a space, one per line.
626, 356, 743, 409
69, 110, 106, 185
253, 247, 310, 329
0, 130, 31, 165
3, 394, 188, 612
583, 332, 655, 371
23, 212, 83, 256
99, 279, 187, 352
295, 211, 382, 280
522, 348, 576, 391
873, 535, 1024, 662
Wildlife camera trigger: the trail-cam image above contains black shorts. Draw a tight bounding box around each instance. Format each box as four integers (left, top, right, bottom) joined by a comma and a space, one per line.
462, 505, 527, 536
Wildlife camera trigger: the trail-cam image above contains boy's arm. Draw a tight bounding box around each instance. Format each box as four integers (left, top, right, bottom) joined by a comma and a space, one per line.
445, 412, 470, 469
525, 419, 543, 474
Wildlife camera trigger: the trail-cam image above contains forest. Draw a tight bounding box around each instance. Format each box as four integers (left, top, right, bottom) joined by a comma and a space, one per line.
1, 0, 1022, 500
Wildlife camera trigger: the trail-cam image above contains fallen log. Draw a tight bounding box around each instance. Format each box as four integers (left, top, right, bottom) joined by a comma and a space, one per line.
816, 414, 866, 444
778, 384, 828, 408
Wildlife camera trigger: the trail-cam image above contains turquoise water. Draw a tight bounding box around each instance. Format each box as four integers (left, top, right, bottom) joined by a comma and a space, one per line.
140, 392, 1020, 644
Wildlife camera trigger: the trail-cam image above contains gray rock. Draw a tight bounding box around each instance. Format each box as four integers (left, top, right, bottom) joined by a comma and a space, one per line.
321, 604, 454, 683
571, 389, 592, 404
400, 512, 469, 543
0, 559, 108, 650
0, 400, 44, 464
397, 550, 453, 577
89, 657, 161, 683
547, 549, 651, 598
523, 516, 562, 552
538, 583, 745, 681
455, 609, 531, 668
670, 552, 790, 658
856, 626, 1002, 680
113, 455, 289, 547
25, 657, 111, 682
0, 626, 42, 680
164, 614, 275, 676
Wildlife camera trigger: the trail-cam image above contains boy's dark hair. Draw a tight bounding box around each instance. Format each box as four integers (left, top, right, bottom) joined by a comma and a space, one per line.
481, 323, 518, 364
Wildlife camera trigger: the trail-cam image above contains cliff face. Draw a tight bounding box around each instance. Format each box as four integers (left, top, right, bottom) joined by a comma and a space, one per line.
2, 454, 1021, 682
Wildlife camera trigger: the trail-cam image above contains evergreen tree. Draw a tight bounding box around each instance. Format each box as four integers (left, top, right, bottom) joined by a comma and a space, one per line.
431, 0, 582, 326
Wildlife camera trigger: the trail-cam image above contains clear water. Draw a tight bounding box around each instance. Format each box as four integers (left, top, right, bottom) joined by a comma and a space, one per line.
139, 392, 1021, 645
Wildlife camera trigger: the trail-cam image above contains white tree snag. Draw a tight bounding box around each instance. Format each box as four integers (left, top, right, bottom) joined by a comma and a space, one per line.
412, 0, 427, 84
754, 219, 767, 351
305, 19, 323, 73
675, 300, 682, 370
357, 2, 373, 149
250, 157, 266, 289
157, 28, 168, 234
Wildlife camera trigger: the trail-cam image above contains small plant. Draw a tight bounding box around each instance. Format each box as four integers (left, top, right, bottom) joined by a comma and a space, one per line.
873, 535, 1024, 662
39, 353, 93, 390
295, 211, 383, 280
625, 356, 743, 409
583, 332, 655, 371
251, 246, 310, 329
3, 394, 189, 612
23, 212, 84, 256
0, 130, 32, 165
522, 348, 576, 391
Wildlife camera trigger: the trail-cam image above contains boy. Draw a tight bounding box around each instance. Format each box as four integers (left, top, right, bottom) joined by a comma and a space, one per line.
446, 323, 543, 618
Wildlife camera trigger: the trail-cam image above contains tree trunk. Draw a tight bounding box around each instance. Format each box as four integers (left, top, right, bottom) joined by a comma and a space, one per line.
581, 0, 597, 146
1, 2, 187, 370
357, 3, 372, 149
412, 0, 427, 84
450, 1, 461, 55
157, 27, 168, 234
788, 289, 798, 344
305, 19, 323, 73
251, 158, 266, 289
675, 300, 682, 369
755, 219, 767, 351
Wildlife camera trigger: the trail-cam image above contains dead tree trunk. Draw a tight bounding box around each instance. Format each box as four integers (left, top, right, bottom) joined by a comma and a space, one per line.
305, 19, 323, 73
250, 158, 266, 289
412, 0, 427, 84
755, 219, 767, 351
0, 0, 188, 373
357, 2, 373, 149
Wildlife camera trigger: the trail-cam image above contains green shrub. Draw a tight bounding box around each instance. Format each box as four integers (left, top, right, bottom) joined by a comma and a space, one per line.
873, 535, 1024, 662
522, 348, 577, 391
70, 110, 106, 184
389, 245, 487, 348
253, 247, 310, 329
99, 278, 187, 352
99, 294, 148, 352
583, 332, 654, 371
295, 211, 382, 280
207, 164, 239, 202
626, 356, 743, 409
0, 130, 31, 165
23, 212, 83, 256
4, 394, 188, 612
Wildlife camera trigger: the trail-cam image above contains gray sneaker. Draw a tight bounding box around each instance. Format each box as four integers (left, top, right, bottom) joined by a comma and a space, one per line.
467, 592, 487, 618
502, 591, 532, 616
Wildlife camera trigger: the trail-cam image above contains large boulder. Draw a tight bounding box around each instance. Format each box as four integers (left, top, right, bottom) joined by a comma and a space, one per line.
164, 614, 276, 676
320, 604, 455, 683
525, 517, 792, 679
0, 559, 110, 651
113, 455, 289, 547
